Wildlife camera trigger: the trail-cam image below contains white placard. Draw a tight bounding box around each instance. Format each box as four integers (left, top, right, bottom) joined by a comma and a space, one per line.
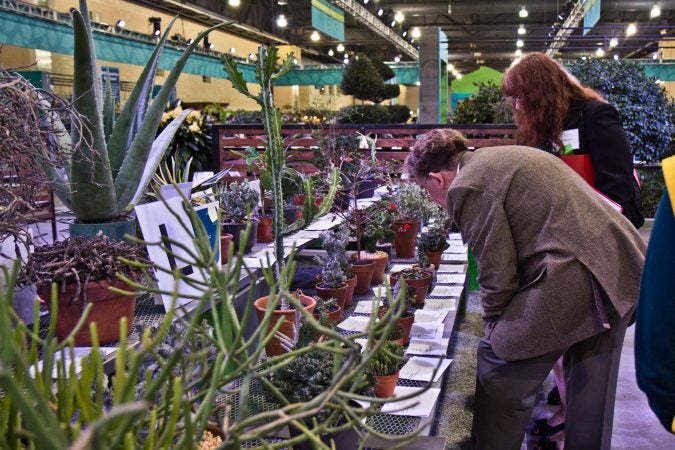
306, 219, 338, 231
410, 322, 443, 341
444, 245, 468, 254
436, 264, 467, 274
135, 197, 208, 310
371, 286, 391, 299
389, 264, 413, 273
288, 230, 321, 240
399, 357, 453, 383
353, 299, 383, 314
380, 386, 441, 417
436, 274, 466, 284
423, 298, 457, 311
414, 309, 449, 324
430, 285, 463, 297
442, 253, 468, 263
32, 347, 117, 379
405, 338, 450, 356
159, 182, 192, 201
243, 248, 276, 269
337, 315, 373, 332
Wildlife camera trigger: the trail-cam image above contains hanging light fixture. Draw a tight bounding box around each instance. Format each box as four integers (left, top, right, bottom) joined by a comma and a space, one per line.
516, 39, 524, 48
228, 0, 241, 6
519, 6, 528, 18
336, 43, 345, 52
328, 48, 334, 56
626, 23, 637, 36
276, 14, 288, 28
517, 24, 526, 35
310, 30, 320, 41
411, 28, 421, 39
394, 11, 405, 23
394, 55, 401, 62
515, 49, 522, 56
377, 8, 383, 17
650, 4, 661, 18
596, 48, 605, 57
148, 17, 161, 36
613, 54, 620, 60
609, 37, 618, 47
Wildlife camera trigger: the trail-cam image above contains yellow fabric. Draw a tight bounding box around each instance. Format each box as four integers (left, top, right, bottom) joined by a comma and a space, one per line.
672, 416, 675, 433
662, 156, 675, 215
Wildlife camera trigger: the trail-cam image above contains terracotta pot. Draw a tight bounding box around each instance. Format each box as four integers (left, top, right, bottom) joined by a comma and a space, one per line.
389, 271, 432, 307
292, 193, 306, 206
374, 371, 400, 398
253, 293, 316, 357
313, 304, 343, 328
425, 250, 443, 269
359, 251, 388, 284
39, 279, 136, 346
315, 282, 348, 311
393, 219, 420, 258
378, 307, 414, 346
220, 233, 233, 264
222, 220, 258, 254
351, 260, 375, 295
256, 216, 273, 243
344, 274, 357, 308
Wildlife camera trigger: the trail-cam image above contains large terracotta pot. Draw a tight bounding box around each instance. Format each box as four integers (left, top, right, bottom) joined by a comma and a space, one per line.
393, 219, 420, 258
344, 274, 357, 308
40, 279, 136, 346
359, 251, 389, 284
256, 216, 273, 243
425, 250, 443, 269
351, 260, 375, 295
389, 271, 432, 307
373, 371, 400, 398
253, 293, 316, 356
315, 282, 348, 312
220, 233, 233, 264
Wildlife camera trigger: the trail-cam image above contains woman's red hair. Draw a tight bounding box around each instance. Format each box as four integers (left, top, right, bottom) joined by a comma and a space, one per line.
502, 53, 603, 149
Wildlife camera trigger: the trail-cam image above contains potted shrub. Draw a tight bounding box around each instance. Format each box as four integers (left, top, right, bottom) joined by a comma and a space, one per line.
218, 181, 260, 254
314, 257, 348, 314
17, 233, 150, 345
36, 0, 224, 240
389, 267, 432, 307
416, 226, 450, 270
316, 227, 357, 308
391, 183, 429, 258
368, 341, 405, 398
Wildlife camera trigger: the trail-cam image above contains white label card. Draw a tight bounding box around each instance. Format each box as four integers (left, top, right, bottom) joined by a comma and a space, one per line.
562, 128, 581, 152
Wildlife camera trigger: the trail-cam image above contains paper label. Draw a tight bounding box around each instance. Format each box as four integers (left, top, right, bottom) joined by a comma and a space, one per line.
561, 128, 580, 155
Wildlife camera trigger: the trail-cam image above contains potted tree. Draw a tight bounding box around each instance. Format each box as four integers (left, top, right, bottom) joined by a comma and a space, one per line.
416, 226, 450, 270
391, 183, 430, 258
17, 233, 150, 345
218, 181, 260, 254
35, 0, 226, 240
389, 267, 432, 307
368, 340, 405, 398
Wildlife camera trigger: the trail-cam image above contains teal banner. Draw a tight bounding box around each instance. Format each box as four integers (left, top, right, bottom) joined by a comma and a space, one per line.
311, 0, 344, 41
583, 0, 601, 36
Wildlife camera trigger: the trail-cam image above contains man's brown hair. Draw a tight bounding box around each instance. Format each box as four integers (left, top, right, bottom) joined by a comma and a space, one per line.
405, 129, 469, 180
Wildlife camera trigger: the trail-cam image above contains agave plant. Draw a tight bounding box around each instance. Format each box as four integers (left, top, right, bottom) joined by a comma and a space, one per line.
39, 0, 228, 223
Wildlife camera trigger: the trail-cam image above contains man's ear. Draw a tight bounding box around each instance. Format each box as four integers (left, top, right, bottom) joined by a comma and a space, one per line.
427, 171, 445, 187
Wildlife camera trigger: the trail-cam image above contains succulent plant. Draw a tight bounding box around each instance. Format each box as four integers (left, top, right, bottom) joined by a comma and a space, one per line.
319, 257, 346, 289
416, 227, 450, 253
38, 0, 226, 223
218, 181, 260, 223
392, 182, 432, 221
367, 341, 405, 376
315, 226, 353, 278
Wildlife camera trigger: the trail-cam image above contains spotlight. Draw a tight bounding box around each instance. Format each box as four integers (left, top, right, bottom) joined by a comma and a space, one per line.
518, 25, 526, 35
364, 0, 369, 3
515, 49, 522, 56
609, 37, 618, 47
204, 36, 214, 50
394, 55, 401, 62
596, 48, 605, 57
613, 54, 619, 60
391, 20, 396, 27
650, 4, 661, 18
229, 47, 236, 54
228, 0, 240, 6
394, 11, 405, 23
411, 28, 421, 39
519, 6, 528, 18
328, 49, 334, 56
516, 39, 524, 48
248, 52, 256, 60
447, 63, 454, 71
626, 23, 637, 36
652, 52, 658, 60
148, 17, 161, 36
377, 8, 383, 17
115, 19, 126, 29
187, 38, 194, 45
456, 74, 463, 79
402, 30, 407, 37
276, 14, 288, 28
310, 30, 320, 41
292, 58, 298, 65
336, 43, 345, 52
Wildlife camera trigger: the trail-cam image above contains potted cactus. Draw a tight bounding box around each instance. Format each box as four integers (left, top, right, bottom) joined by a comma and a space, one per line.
316, 227, 357, 308
368, 340, 405, 398
35, 1, 227, 239
217, 181, 260, 254
389, 267, 432, 307
416, 226, 450, 269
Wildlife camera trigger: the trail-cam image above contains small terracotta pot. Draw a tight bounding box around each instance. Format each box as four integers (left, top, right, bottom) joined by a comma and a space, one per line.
425, 250, 443, 269
359, 251, 389, 284
315, 282, 348, 312
344, 274, 357, 308
313, 304, 343, 329
253, 293, 316, 357
220, 233, 233, 264
378, 307, 414, 346
351, 260, 375, 295
40, 279, 136, 346
256, 216, 273, 243
374, 371, 400, 398
222, 220, 258, 254
389, 271, 432, 307
393, 220, 420, 258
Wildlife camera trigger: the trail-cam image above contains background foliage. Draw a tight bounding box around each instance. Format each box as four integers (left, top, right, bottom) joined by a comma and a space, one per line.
453, 81, 514, 124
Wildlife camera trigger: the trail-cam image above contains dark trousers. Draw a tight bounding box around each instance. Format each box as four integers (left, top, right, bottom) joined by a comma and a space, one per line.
471, 306, 634, 450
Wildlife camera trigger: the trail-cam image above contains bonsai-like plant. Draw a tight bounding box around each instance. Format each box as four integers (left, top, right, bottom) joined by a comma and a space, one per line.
416, 226, 450, 267
37, 0, 227, 223
367, 341, 405, 377
218, 181, 260, 223
392, 182, 430, 222
362, 199, 397, 253
340, 53, 400, 104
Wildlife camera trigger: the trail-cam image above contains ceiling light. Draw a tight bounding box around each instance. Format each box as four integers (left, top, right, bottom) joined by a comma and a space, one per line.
276, 14, 287, 28
447, 63, 454, 71
394, 55, 401, 62
391, 20, 396, 27
229, 47, 236, 54
596, 48, 605, 57
515, 49, 522, 56
278, 0, 288, 4
187, 38, 194, 45
115, 19, 126, 28
517, 25, 526, 35
292, 58, 298, 65
609, 37, 618, 47
452, 69, 458, 76
402, 30, 407, 37
652, 52, 659, 60
411, 28, 421, 39
613, 54, 619, 60
363, 0, 369, 4
337, 43, 345, 52
516, 39, 524, 48
416, 81, 421, 86
519, 6, 528, 18
650, 4, 661, 18
343, 58, 349, 64
394, 11, 405, 23
660, 28, 667, 35
456, 74, 463, 79
310, 30, 320, 41
626, 23, 637, 36
248, 52, 256, 60
582, 56, 587, 60
328, 49, 334, 56
377, 8, 383, 16
343, 53, 349, 59
228, 0, 240, 6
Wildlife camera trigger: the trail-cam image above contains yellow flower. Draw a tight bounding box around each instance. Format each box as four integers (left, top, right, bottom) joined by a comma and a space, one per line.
188, 123, 201, 133
187, 110, 201, 123
168, 106, 183, 119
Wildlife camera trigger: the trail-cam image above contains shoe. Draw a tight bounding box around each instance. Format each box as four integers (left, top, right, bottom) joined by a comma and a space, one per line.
531, 418, 565, 437
547, 385, 561, 405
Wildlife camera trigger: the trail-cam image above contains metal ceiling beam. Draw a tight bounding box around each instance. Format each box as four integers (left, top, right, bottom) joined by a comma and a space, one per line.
545, 0, 585, 57
328, 0, 419, 60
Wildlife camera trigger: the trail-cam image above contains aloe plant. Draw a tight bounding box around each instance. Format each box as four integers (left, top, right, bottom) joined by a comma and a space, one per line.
39, 0, 228, 223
